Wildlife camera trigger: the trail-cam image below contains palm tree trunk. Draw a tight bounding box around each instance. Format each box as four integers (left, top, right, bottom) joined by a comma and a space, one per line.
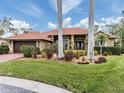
100, 44, 103, 54
57, 0, 64, 59
88, 0, 95, 61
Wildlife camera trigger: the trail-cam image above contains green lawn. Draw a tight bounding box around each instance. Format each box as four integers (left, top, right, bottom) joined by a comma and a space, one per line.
0, 56, 124, 93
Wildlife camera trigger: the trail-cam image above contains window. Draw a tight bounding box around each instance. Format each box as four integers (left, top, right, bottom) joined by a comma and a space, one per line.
76, 37, 83, 41
95, 40, 105, 47
63, 39, 68, 50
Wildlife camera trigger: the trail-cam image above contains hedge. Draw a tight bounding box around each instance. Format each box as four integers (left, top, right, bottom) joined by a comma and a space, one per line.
64, 50, 87, 56
121, 47, 124, 53
0, 45, 9, 54
94, 47, 122, 55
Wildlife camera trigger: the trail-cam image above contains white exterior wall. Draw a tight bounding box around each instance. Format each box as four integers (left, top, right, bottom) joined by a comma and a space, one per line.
107, 39, 114, 47
39, 41, 52, 51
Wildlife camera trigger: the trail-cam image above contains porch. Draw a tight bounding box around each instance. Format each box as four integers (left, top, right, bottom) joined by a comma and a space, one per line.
53, 35, 88, 50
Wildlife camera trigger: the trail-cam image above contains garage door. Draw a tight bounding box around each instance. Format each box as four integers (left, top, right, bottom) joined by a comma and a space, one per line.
14, 41, 36, 53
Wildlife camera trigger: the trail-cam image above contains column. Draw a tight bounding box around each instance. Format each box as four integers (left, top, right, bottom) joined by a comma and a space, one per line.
36, 41, 39, 47
84, 35, 88, 50
9, 41, 14, 53
71, 35, 74, 50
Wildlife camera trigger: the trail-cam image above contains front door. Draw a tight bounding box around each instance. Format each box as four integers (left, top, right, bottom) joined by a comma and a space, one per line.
76, 41, 84, 50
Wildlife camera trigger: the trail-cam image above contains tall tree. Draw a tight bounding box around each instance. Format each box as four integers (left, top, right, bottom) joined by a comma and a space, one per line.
0, 17, 12, 35
0, 16, 32, 36
88, 0, 95, 61
121, 10, 124, 47
57, 0, 64, 58
111, 11, 124, 47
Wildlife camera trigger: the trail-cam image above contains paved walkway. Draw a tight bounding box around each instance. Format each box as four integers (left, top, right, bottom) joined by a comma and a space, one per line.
0, 76, 72, 93
0, 54, 23, 63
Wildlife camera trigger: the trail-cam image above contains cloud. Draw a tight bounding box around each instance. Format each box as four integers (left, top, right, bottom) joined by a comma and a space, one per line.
49, 0, 83, 15
63, 17, 72, 27
48, 22, 57, 30
75, 18, 88, 28
48, 16, 123, 32
48, 17, 73, 30
18, 2, 43, 18
7, 0, 44, 18
101, 16, 122, 25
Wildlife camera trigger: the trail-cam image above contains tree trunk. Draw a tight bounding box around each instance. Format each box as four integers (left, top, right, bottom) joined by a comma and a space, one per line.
88, 0, 95, 61
57, 0, 64, 59
100, 44, 102, 55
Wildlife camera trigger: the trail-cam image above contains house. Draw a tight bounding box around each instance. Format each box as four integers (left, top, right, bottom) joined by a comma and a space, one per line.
6, 28, 118, 53
94, 31, 118, 47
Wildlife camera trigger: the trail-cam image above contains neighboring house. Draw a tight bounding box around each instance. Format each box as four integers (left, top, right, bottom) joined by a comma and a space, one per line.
6, 28, 118, 53
94, 31, 118, 47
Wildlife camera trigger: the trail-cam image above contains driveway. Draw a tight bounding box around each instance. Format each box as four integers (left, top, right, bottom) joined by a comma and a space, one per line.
0, 54, 23, 63
0, 76, 72, 93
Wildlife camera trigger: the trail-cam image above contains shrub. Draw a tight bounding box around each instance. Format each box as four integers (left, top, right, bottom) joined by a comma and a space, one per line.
20, 45, 32, 57
36, 47, 40, 54
41, 51, 46, 58
107, 50, 112, 55
64, 50, 87, 56
41, 49, 47, 53
94, 50, 99, 55
64, 50, 73, 54
32, 46, 37, 58
121, 47, 124, 54
74, 51, 80, 59
45, 49, 53, 59
0, 45, 9, 54
64, 50, 74, 61
103, 51, 108, 56
94, 47, 121, 55
95, 57, 107, 64
75, 50, 83, 56
82, 56, 85, 61
94, 59, 102, 64
75, 53, 80, 59
98, 57, 107, 63
82, 50, 87, 56
52, 43, 58, 53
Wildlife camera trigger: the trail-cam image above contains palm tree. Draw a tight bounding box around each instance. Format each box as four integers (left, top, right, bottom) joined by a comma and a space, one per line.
88, 0, 95, 61
57, 0, 64, 58
96, 34, 108, 54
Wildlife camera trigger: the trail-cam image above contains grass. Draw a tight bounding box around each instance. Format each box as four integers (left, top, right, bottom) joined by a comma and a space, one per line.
0, 56, 124, 93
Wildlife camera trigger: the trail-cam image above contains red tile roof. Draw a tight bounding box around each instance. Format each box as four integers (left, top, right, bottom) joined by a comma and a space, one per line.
50, 28, 88, 35
6, 28, 88, 41
6, 32, 52, 41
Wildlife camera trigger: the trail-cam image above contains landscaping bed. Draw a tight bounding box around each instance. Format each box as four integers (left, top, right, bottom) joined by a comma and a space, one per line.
0, 56, 124, 93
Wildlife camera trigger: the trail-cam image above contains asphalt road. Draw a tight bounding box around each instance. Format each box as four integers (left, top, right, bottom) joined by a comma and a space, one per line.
0, 84, 36, 93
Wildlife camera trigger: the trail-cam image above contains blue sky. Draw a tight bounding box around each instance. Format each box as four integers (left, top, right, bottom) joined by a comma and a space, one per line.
0, 0, 124, 32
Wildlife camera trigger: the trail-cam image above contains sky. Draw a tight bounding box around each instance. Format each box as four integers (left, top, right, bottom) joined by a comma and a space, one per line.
0, 0, 124, 33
